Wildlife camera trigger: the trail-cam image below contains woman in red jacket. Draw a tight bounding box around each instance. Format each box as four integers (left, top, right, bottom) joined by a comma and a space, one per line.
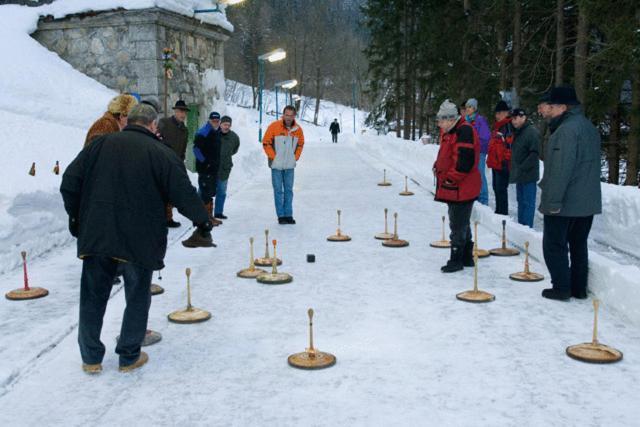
433, 99, 481, 272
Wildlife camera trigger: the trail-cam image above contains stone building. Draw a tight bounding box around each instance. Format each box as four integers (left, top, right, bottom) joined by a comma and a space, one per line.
33, 7, 231, 131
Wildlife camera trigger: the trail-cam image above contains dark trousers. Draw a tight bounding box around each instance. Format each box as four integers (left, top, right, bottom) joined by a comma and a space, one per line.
197, 173, 217, 204
448, 200, 474, 248
331, 133, 338, 143
492, 167, 510, 215
542, 215, 594, 294
78, 256, 152, 366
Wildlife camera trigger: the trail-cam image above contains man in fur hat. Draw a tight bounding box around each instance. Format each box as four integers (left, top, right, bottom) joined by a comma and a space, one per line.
85, 94, 138, 147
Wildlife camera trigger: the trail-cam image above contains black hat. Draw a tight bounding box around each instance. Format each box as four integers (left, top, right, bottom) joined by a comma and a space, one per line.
209, 111, 221, 120
495, 100, 510, 112
538, 91, 551, 104
511, 108, 527, 117
549, 85, 580, 105
220, 115, 232, 124
173, 100, 190, 111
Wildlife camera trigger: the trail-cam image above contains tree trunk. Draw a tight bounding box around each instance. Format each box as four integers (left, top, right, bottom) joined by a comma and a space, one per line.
625, 73, 640, 186
555, 0, 565, 85
574, 1, 589, 106
497, 19, 508, 93
395, 61, 401, 138
313, 62, 322, 125
608, 105, 621, 184
512, 0, 522, 108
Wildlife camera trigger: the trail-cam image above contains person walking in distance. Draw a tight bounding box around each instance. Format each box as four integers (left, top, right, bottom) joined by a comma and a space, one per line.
262, 105, 305, 224
158, 100, 190, 228
329, 118, 340, 143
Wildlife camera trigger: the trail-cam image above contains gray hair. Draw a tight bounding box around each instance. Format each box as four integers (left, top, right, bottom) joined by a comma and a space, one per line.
128, 104, 158, 126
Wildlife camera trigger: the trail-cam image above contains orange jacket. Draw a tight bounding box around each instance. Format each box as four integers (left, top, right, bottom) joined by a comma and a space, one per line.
262, 119, 305, 162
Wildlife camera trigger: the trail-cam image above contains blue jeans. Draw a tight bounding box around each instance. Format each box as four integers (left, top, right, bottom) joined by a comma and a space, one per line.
478, 153, 489, 205
214, 179, 228, 215
78, 256, 152, 367
271, 168, 294, 218
516, 182, 537, 227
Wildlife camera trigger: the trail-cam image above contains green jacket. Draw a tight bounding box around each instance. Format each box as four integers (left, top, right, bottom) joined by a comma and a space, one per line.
218, 130, 240, 181
538, 106, 602, 217
509, 122, 540, 184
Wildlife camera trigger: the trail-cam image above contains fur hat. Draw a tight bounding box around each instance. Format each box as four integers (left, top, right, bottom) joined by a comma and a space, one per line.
108, 94, 138, 115
437, 99, 459, 120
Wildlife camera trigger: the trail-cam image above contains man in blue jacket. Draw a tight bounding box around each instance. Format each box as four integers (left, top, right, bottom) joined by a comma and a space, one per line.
539, 86, 602, 301
192, 111, 222, 226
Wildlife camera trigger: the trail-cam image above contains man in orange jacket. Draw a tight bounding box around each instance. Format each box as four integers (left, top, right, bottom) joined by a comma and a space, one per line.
262, 105, 305, 224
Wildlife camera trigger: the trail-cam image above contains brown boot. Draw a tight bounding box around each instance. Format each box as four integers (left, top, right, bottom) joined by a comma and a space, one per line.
204, 202, 220, 226
182, 228, 216, 248
119, 351, 149, 373
166, 204, 181, 228
82, 363, 103, 374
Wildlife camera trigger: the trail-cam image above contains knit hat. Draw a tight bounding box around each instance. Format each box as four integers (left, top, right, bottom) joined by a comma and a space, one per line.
108, 94, 138, 115
549, 85, 580, 105
436, 99, 459, 120
209, 111, 221, 120
220, 115, 232, 124
511, 108, 527, 117
494, 100, 510, 112
465, 98, 478, 109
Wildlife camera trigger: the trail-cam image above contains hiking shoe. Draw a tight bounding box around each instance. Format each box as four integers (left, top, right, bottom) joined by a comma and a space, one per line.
214, 213, 227, 220
542, 288, 571, 301
285, 217, 296, 224
119, 351, 149, 373
82, 363, 103, 375
182, 229, 216, 248
278, 217, 287, 224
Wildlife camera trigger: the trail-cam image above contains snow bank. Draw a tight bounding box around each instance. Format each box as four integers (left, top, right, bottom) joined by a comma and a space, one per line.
354, 132, 640, 326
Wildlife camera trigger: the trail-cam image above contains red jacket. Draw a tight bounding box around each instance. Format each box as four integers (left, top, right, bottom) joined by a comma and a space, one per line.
434, 119, 481, 203
487, 117, 514, 170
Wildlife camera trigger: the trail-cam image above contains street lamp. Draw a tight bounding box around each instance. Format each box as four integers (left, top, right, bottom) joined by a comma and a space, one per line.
258, 48, 287, 141
275, 79, 298, 119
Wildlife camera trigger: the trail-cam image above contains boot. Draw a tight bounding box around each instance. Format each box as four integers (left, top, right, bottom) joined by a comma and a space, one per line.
462, 240, 475, 267
82, 363, 102, 374
166, 204, 181, 228
571, 288, 588, 299
541, 288, 571, 301
119, 351, 149, 373
204, 202, 221, 226
441, 246, 464, 273
182, 229, 216, 248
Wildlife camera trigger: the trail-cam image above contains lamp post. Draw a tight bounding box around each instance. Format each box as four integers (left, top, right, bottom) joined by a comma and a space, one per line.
275, 79, 298, 119
258, 48, 287, 142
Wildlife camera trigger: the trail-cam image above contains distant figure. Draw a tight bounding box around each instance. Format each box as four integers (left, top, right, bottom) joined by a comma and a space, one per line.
263, 105, 305, 224
329, 118, 340, 143
158, 100, 190, 228
214, 115, 240, 220
539, 85, 602, 301
487, 100, 514, 215
84, 94, 137, 147
61, 104, 212, 374
509, 108, 540, 228
464, 98, 491, 205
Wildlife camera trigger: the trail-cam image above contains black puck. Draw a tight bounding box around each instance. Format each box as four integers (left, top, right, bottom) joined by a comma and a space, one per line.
307, 254, 316, 263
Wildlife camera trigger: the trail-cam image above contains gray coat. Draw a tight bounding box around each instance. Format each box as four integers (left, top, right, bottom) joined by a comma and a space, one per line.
509, 122, 540, 184
538, 106, 602, 217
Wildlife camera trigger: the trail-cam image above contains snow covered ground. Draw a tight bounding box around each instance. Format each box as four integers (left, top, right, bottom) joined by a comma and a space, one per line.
1, 3, 640, 425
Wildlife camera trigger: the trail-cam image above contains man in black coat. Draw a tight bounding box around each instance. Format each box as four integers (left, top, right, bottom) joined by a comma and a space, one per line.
61, 104, 213, 373
510, 108, 540, 228
329, 118, 340, 143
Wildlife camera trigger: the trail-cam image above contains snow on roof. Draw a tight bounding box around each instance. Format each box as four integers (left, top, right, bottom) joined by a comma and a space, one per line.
39, 0, 233, 32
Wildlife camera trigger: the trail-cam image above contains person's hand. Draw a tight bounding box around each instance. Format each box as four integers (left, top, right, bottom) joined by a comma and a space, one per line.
69, 217, 79, 238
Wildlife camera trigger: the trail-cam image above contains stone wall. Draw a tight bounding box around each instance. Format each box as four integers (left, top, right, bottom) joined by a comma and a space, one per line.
33, 8, 229, 118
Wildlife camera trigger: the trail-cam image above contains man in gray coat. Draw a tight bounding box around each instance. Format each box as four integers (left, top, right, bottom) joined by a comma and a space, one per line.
510, 108, 540, 228
538, 85, 602, 301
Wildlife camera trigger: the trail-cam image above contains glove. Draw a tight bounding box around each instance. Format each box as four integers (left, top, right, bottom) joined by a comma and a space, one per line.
69, 217, 79, 238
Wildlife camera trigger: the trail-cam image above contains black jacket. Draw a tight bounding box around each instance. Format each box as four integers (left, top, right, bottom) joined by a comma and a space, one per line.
60, 125, 209, 270
509, 122, 541, 184
329, 122, 340, 134
193, 123, 221, 175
